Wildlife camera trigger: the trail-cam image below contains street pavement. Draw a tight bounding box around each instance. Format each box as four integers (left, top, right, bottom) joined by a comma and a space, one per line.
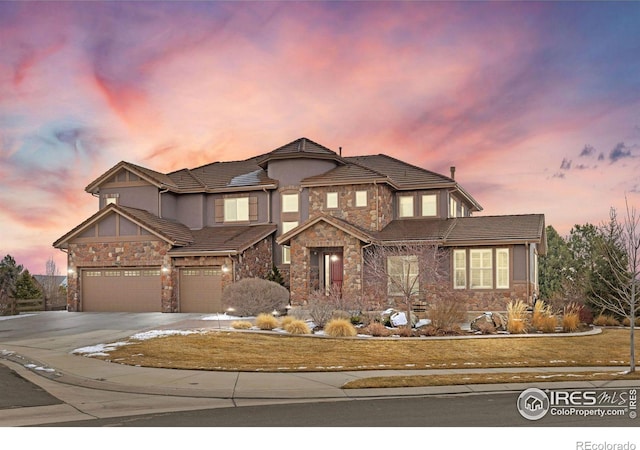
1, 311, 638, 426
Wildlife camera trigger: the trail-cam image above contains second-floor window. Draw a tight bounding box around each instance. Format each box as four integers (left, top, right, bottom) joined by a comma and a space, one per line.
449, 197, 458, 218
399, 195, 414, 218
224, 197, 249, 222
421, 194, 437, 217
282, 193, 299, 213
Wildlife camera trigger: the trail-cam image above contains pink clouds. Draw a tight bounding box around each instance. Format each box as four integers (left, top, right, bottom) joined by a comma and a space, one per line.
1, 1, 640, 273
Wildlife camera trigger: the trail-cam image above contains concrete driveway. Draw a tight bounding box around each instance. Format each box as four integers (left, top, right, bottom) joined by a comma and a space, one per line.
0, 311, 211, 352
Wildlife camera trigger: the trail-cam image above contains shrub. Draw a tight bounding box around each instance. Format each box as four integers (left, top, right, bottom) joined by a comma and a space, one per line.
539, 315, 558, 333
621, 317, 640, 327
428, 293, 467, 331
231, 320, 253, 330
279, 316, 296, 329
284, 319, 311, 335
255, 313, 279, 330
562, 312, 580, 332
474, 321, 496, 335
507, 300, 528, 334
394, 326, 414, 337
593, 314, 620, 327
222, 278, 289, 316
324, 318, 357, 337
365, 321, 391, 337
306, 287, 366, 328
532, 301, 553, 331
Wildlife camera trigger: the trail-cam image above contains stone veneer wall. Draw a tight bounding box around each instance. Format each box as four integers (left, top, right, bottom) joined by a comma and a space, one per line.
233, 236, 273, 281
308, 184, 394, 231
289, 221, 362, 306
66, 240, 173, 312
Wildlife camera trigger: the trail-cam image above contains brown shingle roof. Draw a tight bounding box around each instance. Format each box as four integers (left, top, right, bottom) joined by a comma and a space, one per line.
169, 224, 277, 255
374, 219, 456, 243
53, 204, 194, 249
300, 162, 389, 187
276, 214, 374, 246
189, 159, 277, 192
445, 214, 546, 248
256, 137, 344, 168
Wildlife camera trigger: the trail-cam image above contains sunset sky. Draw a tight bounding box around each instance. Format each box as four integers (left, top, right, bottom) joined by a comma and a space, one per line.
1, 1, 639, 274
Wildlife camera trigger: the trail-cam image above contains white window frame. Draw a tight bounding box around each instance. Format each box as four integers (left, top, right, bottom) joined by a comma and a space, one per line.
398, 195, 414, 218
453, 250, 466, 289
224, 197, 249, 222
355, 190, 367, 208
470, 249, 492, 289
281, 221, 298, 235
421, 194, 437, 217
496, 248, 510, 289
281, 193, 299, 213
387, 255, 419, 296
326, 192, 338, 209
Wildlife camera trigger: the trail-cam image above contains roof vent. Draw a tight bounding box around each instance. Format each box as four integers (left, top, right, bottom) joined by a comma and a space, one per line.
450, 166, 456, 180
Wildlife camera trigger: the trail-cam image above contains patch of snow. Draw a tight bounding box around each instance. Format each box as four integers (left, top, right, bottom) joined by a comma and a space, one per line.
130, 329, 203, 340
227, 169, 262, 187
72, 341, 130, 356
1, 349, 15, 356
0, 314, 36, 321
415, 318, 431, 328
201, 313, 245, 321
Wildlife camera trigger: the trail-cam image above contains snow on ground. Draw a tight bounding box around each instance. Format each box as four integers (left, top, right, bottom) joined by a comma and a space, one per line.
201, 313, 245, 321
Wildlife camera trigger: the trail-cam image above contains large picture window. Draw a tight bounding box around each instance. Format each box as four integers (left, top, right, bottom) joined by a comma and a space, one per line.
224, 197, 249, 222
387, 255, 419, 296
470, 249, 492, 289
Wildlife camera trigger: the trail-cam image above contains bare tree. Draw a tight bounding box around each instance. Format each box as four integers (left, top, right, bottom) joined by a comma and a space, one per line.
592, 198, 639, 373
42, 257, 59, 309
363, 242, 445, 326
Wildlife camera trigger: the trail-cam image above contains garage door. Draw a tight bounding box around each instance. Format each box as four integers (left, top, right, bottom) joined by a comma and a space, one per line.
179, 268, 222, 313
82, 268, 161, 312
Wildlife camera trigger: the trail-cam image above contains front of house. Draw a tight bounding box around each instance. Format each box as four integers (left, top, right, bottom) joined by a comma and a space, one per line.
54, 137, 546, 314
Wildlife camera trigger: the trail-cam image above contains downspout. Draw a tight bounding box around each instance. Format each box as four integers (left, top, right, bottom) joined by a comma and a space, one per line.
525, 242, 530, 304
263, 187, 271, 223
374, 181, 379, 231
158, 186, 169, 218
361, 241, 375, 299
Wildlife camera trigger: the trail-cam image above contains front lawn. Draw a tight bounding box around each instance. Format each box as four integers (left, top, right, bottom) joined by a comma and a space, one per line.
79, 328, 639, 374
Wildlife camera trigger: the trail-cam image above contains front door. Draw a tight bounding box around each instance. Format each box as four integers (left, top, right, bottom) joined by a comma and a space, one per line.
323, 252, 343, 294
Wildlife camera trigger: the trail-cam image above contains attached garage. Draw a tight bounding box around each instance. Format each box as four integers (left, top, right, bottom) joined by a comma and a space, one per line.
81, 268, 162, 312
179, 267, 222, 313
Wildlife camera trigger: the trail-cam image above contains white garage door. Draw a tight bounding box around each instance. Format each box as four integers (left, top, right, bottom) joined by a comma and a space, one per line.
81, 268, 162, 312
179, 268, 222, 313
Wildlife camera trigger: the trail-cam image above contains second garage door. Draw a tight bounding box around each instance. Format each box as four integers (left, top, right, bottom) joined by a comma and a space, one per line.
82, 268, 161, 312
179, 268, 223, 313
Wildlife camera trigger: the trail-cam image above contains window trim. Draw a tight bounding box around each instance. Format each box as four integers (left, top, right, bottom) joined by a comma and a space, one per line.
282, 245, 291, 264
449, 196, 458, 218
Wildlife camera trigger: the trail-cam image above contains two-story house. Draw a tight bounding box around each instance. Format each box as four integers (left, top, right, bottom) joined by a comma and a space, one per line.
54, 137, 546, 314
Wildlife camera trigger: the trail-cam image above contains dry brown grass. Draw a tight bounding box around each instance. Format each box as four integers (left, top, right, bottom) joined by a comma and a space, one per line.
343, 370, 640, 389
507, 300, 528, 334
96, 329, 638, 373
231, 321, 253, 330
284, 319, 311, 335
255, 313, 279, 330
562, 312, 581, 332
593, 314, 621, 327
324, 319, 357, 337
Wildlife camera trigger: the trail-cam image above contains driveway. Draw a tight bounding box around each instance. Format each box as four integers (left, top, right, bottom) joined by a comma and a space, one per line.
0, 311, 211, 352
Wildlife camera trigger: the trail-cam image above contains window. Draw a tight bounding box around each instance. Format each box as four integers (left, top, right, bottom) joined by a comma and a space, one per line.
281, 221, 298, 235
224, 197, 249, 222
355, 190, 367, 207
326, 192, 338, 209
453, 250, 466, 289
282, 246, 291, 264
449, 197, 458, 218
470, 249, 492, 289
421, 194, 437, 217
398, 195, 414, 218
496, 248, 509, 289
387, 255, 419, 296
282, 193, 299, 213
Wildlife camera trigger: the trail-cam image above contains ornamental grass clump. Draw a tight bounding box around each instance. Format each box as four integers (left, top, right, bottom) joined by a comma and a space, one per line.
366, 321, 391, 337
255, 313, 279, 330
324, 318, 357, 337
231, 321, 253, 330
507, 300, 528, 334
284, 319, 311, 335
279, 316, 296, 329
593, 314, 620, 327
532, 301, 553, 331
562, 302, 582, 332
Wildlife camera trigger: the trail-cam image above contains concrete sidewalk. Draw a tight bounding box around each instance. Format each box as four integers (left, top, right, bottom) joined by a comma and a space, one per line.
1, 312, 639, 426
